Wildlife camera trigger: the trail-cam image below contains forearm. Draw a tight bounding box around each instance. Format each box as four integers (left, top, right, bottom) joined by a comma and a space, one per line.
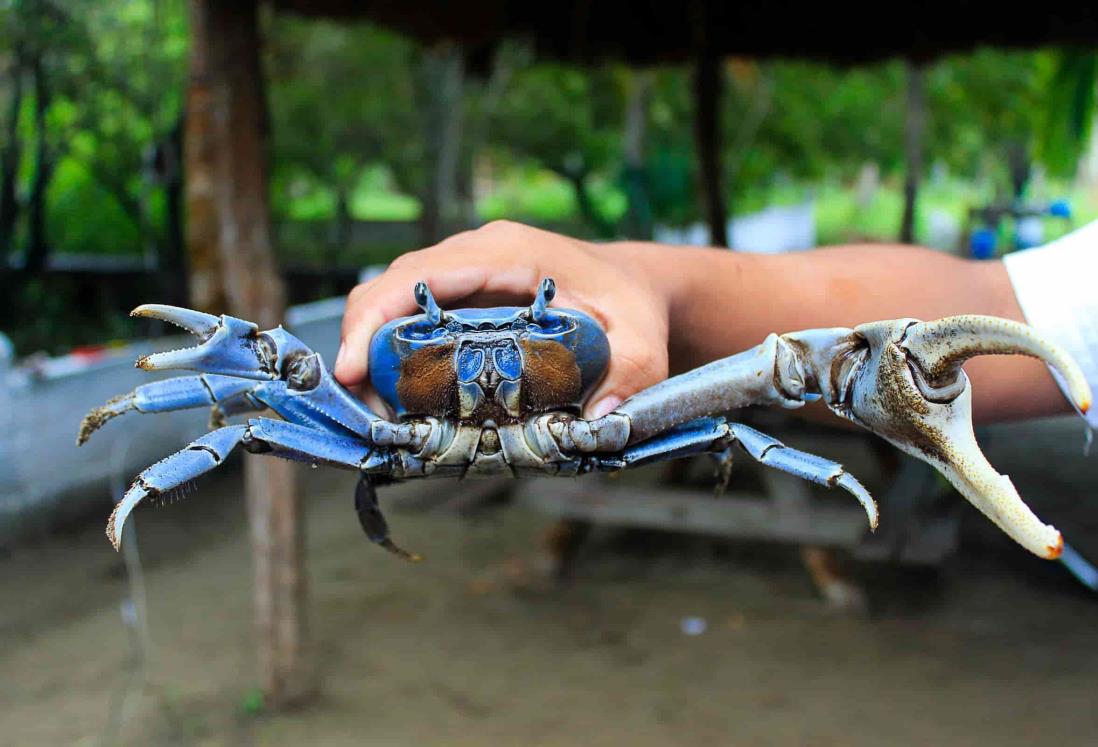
609, 241, 1068, 422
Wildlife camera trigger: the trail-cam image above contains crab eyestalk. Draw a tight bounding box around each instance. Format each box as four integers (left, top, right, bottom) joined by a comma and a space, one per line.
530, 277, 556, 323
413, 281, 445, 326
849, 316, 1093, 560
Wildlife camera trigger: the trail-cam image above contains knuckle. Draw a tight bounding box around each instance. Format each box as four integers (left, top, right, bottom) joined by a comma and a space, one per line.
388, 250, 421, 270
477, 219, 530, 243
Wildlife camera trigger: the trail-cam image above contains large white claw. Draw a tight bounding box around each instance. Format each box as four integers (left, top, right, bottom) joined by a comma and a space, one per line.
902, 315, 1091, 415
848, 316, 1093, 560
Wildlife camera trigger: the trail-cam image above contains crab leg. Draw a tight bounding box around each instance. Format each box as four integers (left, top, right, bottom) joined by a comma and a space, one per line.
109, 425, 249, 550
563, 315, 1090, 560
77, 374, 262, 445
108, 418, 385, 550
602, 416, 878, 528
354, 475, 422, 562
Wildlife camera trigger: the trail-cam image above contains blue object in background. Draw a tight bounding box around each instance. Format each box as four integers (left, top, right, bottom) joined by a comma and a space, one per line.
970, 227, 998, 259
1014, 216, 1044, 250
1049, 199, 1072, 218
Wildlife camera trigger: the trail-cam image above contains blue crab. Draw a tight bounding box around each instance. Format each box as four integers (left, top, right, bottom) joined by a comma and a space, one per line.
78, 278, 1091, 561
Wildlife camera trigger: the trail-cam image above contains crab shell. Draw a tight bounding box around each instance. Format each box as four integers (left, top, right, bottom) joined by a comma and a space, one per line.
367, 305, 610, 420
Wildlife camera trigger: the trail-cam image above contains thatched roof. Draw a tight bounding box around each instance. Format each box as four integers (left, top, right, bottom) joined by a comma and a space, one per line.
274, 0, 1098, 65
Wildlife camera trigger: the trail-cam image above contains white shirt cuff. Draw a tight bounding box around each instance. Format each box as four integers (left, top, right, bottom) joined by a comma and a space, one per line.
1003, 221, 1098, 428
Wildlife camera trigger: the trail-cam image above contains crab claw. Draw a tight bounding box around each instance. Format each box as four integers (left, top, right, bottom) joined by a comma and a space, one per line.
132, 305, 276, 380
902, 315, 1090, 414
845, 317, 1092, 559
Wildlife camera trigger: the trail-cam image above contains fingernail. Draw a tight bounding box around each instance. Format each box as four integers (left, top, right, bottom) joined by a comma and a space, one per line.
334, 344, 347, 372
588, 395, 622, 420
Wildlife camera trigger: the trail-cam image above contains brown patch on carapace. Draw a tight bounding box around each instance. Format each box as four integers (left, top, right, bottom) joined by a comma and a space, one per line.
397, 342, 458, 417
521, 339, 581, 413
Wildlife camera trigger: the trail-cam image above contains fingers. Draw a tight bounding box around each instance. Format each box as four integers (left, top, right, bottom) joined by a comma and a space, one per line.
336, 261, 544, 386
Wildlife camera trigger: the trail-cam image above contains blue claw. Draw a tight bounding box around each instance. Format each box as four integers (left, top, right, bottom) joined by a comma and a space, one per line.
133, 305, 275, 379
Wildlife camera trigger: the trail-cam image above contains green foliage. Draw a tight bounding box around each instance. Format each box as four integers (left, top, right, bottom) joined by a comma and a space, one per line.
266, 18, 422, 219
7, 1, 1098, 354
0, 0, 188, 259
1036, 50, 1098, 177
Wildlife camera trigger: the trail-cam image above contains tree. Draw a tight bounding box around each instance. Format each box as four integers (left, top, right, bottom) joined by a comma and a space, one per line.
492, 63, 626, 237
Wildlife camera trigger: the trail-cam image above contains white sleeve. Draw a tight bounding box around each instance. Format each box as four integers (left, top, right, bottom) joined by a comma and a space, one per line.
1002, 220, 1098, 427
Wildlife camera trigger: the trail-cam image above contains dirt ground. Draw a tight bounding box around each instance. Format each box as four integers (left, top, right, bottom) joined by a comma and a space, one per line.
4, 418, 1098, 746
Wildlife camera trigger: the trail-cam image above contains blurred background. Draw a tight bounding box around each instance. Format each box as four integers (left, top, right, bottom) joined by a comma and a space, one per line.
3, 1, 1098, 745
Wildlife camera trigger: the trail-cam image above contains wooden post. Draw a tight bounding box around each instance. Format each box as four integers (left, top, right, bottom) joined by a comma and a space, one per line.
185, 0, 307, 706
622, 71, 653, 241
691, 1, 728, 247
419, 42, 465, 244
900, 60, 925, 244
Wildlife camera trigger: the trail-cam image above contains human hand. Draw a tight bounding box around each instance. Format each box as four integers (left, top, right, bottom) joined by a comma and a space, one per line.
335, 221, 671, 419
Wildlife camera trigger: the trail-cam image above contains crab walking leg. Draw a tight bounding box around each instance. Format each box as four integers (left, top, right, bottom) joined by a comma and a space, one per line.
601, 417, 878, 528
77, 374, 262, 445
354, 475, 422, 562
109, 418, 382, 550
109, 425, 249, 550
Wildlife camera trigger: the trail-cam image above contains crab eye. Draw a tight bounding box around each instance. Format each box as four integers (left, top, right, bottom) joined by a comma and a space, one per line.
493, 344, 522, 381
456, 346, 485, 382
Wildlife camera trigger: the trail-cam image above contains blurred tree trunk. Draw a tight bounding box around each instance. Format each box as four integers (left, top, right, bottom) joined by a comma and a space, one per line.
25, 55, 53, 272
327, 183, 352, 293
184, 4, 227, 313
419, 43, 465, 244
159, 118, 187, 306
621, 70, 653, 241
691, 33, 727, 246
900, 60, 925, 244
186, 0, 306, 708
0, 50, 23, 263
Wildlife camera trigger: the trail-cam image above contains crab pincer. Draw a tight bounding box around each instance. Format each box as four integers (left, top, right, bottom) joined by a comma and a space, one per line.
132, 304, 279, 379
845, 315, 1091, 559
